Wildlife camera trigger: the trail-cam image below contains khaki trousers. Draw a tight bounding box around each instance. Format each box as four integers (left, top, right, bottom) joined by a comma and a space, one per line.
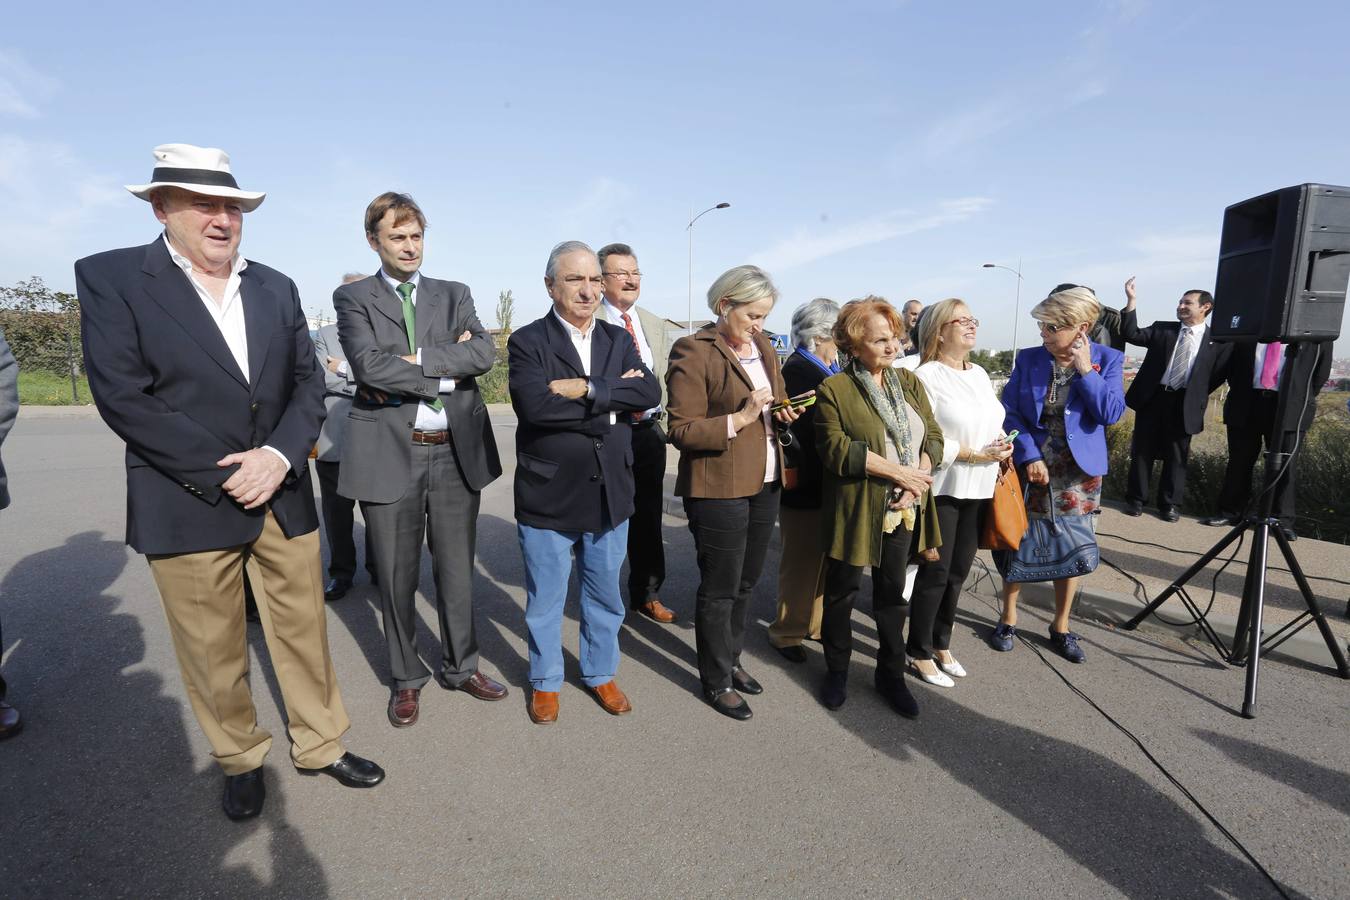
148, 510, 349, 775
769, 504, 827, 647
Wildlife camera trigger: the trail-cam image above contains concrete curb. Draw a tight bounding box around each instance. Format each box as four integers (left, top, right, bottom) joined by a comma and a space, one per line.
17, 404, 100, 418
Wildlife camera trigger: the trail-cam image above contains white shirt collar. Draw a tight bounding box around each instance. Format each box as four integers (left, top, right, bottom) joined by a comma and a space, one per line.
601, 297, 638, 320
163, 234, 247, 278
380, 268, 420, 295
552, 307, 595, 338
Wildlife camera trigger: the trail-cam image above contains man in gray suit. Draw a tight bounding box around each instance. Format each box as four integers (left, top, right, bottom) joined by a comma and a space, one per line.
0, 327, 20, 739
312, 273, 377, 601
596, 243, 676, 624
334, 192, 506, 728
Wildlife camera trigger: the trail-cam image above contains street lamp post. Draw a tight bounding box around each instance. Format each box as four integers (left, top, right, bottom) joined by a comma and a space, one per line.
687, 202, 731, 334
982, 260, 1023, 355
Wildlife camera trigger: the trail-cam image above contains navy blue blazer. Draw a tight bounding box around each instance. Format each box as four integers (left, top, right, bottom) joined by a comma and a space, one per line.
75, 237, 324, 554
508, 312, 661, 532
1001, 342, 1126, 478
1120, 310, 1230, 435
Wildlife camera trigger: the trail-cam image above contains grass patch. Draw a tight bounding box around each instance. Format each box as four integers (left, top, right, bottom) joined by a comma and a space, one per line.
18, 369, 92, 405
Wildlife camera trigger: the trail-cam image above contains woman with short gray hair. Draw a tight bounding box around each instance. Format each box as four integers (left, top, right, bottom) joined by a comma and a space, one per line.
769, 298, 840, 662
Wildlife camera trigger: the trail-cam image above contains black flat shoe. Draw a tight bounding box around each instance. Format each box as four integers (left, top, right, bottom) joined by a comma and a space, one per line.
875, 672, 919, 719
704, 687, 752, 721
1200, 514, 1238, 527
323, 579, 353, 602
772, 643, 808, 663
299, 752, 385, 788
820, 671, 848, 710
731, 666, 763, 695
222, 767, 265, 820
1158, 506, 1180, 522
1123, 501, 1143, 517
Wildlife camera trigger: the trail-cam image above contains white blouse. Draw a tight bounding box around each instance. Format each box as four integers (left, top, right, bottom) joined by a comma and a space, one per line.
914, 360, 1006, 499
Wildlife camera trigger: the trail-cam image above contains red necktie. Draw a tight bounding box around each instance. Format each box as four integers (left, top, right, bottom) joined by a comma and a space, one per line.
1259, 342, 1282, 390
620, 312, 644, 423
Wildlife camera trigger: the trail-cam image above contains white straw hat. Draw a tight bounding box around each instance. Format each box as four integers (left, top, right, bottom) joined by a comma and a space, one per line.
125, 143, 265, 211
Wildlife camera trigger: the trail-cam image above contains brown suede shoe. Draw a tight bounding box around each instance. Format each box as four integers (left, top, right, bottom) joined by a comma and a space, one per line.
452, 671, 509, 701
388, 688, 420, 727
637, 598, 677, 624
528, 690, 559, 724
589, 680, 632, 715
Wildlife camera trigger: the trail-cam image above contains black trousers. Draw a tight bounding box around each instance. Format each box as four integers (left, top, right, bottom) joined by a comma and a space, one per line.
625, 421, 667, 605
315, 459, 376, 583
1126, 391, 1192, 509
908, 495, 982, 659
822, 523, 913, 680
683, 482, 780, 693
1217, 391, 1298, 526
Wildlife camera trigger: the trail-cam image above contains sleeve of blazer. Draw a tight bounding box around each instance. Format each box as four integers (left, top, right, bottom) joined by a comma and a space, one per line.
75, 258, 236, 501
507, 329, 593, 429
901, 369, 946, 471
419, 287, 495, 380
263, 279, 327, 474
589, 330, 660, 413
1001, 351, 1041, 466
814, 379, 868, 479
0, 329, 17, 448
314, 326, 356, 398
1070, 348, 1126, 426
666, 337, 732, 453
333, 286, 440, 400
1119, 308, 1155, 347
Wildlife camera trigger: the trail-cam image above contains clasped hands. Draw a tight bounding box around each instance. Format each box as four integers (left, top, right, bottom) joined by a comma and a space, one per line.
887, 452, 933, 510
216, 448, 289, 509
548, 368, 645, 400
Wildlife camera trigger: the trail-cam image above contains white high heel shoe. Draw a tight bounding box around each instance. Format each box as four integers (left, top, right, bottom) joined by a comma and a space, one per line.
935, 655, 967, 678
906, 656, 955, 688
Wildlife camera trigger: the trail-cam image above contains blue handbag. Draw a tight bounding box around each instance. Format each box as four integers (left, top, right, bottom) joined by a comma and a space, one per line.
992, 504, 1100, 583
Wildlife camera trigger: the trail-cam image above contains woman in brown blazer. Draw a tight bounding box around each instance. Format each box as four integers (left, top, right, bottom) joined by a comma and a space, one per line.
667, 265, 803, 720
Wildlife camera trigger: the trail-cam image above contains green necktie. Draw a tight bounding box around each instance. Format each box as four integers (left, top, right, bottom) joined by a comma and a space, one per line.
396, 282, 442, 412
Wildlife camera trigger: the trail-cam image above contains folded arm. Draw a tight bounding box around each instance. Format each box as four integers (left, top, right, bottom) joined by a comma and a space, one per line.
334, 289, 441, 401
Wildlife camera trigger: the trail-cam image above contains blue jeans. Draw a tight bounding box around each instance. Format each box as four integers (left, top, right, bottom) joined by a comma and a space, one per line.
519, 521, 629, 692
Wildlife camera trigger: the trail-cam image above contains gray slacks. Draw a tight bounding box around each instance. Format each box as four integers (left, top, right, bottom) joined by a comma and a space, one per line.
361, 441, 480, 690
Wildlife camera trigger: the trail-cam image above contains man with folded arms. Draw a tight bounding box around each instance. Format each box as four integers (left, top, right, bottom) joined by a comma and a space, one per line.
508, 241, 660, 723
75, 143, 384, 821
334, 193, 506, 728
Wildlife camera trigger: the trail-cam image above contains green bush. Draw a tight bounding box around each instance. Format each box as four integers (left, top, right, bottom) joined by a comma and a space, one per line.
18, 370, 92, 405
478, 359, 509, 404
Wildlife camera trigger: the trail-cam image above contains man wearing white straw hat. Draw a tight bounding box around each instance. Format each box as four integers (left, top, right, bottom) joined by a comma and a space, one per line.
74, 143, 385, 821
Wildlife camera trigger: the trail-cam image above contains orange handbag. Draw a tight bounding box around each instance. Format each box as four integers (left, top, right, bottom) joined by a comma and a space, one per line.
979, 459, 1027, 551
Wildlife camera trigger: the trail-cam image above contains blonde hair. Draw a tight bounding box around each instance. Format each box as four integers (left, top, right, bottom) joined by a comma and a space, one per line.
917, 298, 968, 364
707, 265, 779, 315
1032, 285, 1100, 329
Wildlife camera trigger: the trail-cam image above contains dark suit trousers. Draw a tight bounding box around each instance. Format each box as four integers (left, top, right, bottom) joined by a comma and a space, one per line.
315, 460, 375, 583
823, 523, 913, 680
361, 441, 480, 690
1126, 390, 1192, 508
625, 421, 667, 604
908, 496, 981, 659
683, 482, 780, 693
1218, 391, 1298, 525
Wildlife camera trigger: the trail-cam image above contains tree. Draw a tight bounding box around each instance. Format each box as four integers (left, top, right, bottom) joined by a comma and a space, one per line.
970, 348, 1015, 377
0, 277, 84, 399
495, 289, 514, 334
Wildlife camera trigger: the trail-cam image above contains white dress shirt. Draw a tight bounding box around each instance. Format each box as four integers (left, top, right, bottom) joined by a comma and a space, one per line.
377, 270, 456, 431
914, 360, 1007, 499
164, 236, 290, 471
1164, 322, 1207, 387
601, 298, 661, 421
552, 309, 615, 425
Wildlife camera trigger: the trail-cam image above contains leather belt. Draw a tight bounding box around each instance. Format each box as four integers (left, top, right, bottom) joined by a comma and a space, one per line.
632, 412, 664, 428
411, 429, 449, 445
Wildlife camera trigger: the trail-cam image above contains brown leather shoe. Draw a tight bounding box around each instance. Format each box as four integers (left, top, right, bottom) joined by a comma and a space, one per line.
528, 690, 559, 724
456, 671, 508, 701
387, 688, 419, 727
589, 680, 632, 715
0, 701, 21, 740
636, 598, 676, 624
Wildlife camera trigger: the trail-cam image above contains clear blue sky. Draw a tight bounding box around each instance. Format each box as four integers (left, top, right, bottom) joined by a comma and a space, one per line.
3, 1, 1348, 354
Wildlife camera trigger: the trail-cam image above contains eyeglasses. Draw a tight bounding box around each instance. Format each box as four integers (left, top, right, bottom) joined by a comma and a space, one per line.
947, 317, 980, 328
1037, 321, 1070, 334
602, 270, 642, 280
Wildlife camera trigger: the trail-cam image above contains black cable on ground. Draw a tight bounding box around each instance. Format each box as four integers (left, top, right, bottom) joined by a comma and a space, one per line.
964, 558, 1292, 900
1095, 528, 1350, 588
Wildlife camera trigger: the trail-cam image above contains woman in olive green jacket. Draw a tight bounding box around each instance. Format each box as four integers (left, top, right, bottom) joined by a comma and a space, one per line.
814, 299, 943, 718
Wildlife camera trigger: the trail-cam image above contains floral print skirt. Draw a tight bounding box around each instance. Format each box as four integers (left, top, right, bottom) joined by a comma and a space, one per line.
1024, 431, 1102, 518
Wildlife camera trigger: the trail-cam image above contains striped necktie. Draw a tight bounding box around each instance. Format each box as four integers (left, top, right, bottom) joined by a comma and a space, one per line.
397, 282, 442, 412
619, 311, 643, 423
1166, 326, 1193, 389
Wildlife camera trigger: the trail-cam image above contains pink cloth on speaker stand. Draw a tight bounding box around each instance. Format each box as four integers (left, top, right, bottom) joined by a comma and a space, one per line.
1259, 341, 1283, 389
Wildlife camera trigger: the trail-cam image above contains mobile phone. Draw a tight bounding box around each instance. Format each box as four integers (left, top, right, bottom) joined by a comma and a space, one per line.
1005, 430, 1019, 442
772, 393, 816, 413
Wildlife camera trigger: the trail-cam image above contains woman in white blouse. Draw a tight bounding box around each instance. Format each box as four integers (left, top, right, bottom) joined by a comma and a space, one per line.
908, 299, 1013, 685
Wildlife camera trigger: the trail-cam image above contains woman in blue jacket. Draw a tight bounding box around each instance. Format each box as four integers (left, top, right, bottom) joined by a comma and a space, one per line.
993, 286, 1125, 663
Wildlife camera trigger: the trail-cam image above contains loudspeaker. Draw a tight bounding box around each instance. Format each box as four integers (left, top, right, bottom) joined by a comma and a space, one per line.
1211, 183, 1349, 343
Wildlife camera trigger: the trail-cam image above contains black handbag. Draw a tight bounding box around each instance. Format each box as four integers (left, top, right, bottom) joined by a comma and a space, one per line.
992, 500, 1100, 583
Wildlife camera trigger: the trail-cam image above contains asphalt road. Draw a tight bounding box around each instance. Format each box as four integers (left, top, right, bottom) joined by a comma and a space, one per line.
0, 409, 1347, 899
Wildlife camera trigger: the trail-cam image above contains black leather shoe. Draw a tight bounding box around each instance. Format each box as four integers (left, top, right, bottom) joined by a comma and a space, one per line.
773, 643, 808, 663
1279, 525, 1298, 542
1158, 505, 1180, 522
1123, 501, 1143, 517
299, 752, 385, 788
1200, 514, 1239, 527
730, 666, 763, 695
222, 767, 265, 820
876, 671, 919, 719
820, 671, 847, 710
705, 688, 752, 721
323, 579, 352, 602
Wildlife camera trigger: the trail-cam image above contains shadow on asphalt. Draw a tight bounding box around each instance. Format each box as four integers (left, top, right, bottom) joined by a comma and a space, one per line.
1197, 729, 1350, 819
0, 531, 329, 896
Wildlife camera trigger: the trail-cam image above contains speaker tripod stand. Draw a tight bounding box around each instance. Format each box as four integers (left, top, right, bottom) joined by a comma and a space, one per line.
1122, 342, 1349, 718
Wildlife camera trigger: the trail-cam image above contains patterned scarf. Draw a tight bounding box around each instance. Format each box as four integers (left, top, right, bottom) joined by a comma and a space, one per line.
847, 358, 917, 533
